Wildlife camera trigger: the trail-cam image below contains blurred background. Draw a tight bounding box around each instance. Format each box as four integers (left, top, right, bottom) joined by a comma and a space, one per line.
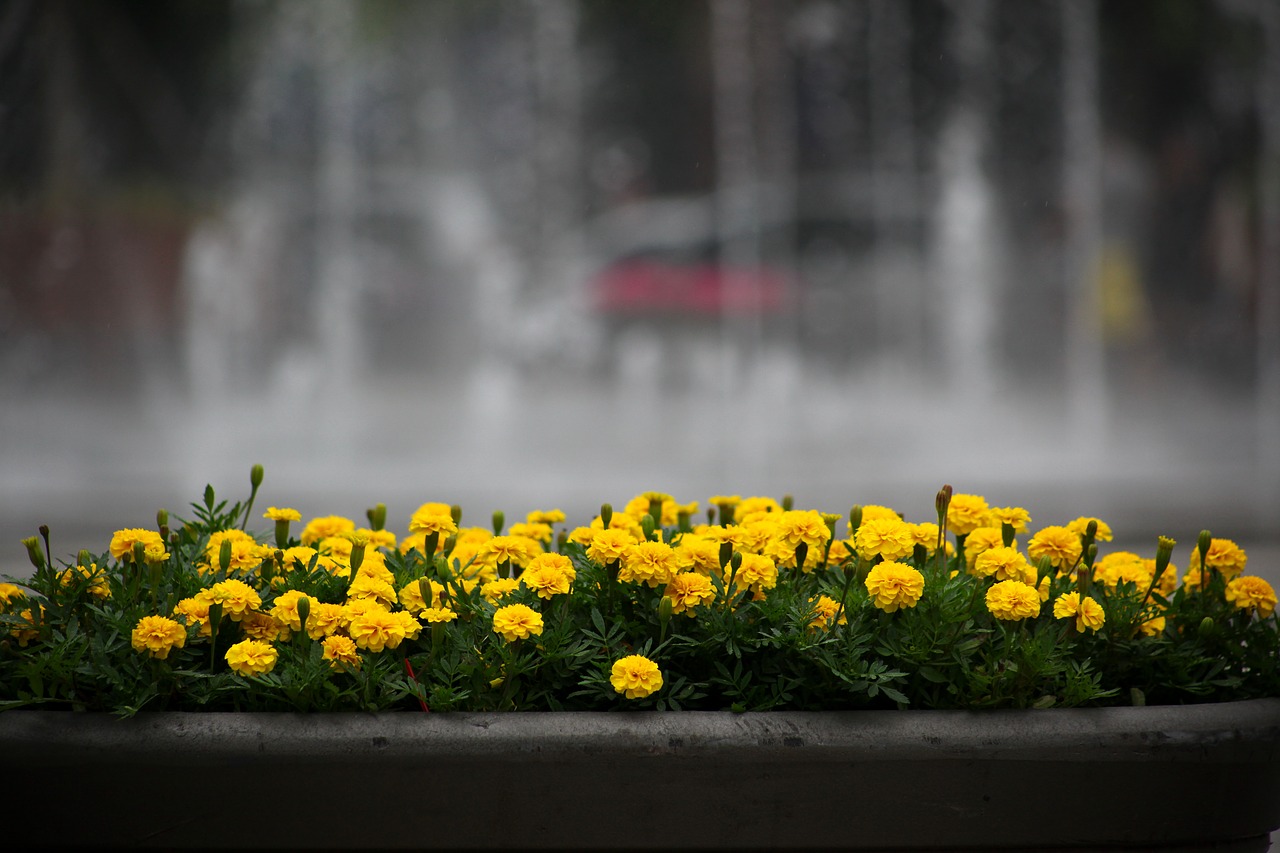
1, 0, 1278, 578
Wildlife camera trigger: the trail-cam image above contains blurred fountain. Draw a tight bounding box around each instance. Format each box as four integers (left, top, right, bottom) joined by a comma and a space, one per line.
932, 0, 1002, 403
1060, 0, 1108, 449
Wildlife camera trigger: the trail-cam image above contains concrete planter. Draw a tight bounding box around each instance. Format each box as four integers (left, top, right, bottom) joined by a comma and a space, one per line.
3, 699, 1279, 851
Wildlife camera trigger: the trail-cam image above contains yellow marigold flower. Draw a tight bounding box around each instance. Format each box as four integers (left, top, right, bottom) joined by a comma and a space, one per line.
347, 604, 409, 652
610, 654, 663, 699
774, 509, 832, 551
395, 610, 423, 641
733, 552, 778, 597
109, 528, 169, 564
733, 496, 781, 523
408, 511, 459, 539
854, 517, 916, 562
827, 538, 855, 565
985, 506, 1032, 534
508, 522, 553, 544
131, 615, 187, 659
1225, 576, 1276, 617
526, 508, 566, 525
398, 577, 443, 614
858, 505, 903, 525
1094, 552, 1152, 592
355, 527, 397, 550
677, 501, 700, 517
1066, 516, 1114, 543
587, 527, 638, 565
1028, 526, 1083, 571
10, 605, 42, 646
625, 494, 678, 526
478, 535, 541, 570
300, 515, 356, 547
910, 523, 941, 553
492, 603, 544, 642
321, 634, 360, 671
0, 582, 25, 606
709, 495, 741, 521
962, 527, 1004, 568
1139, 613, 1166, 637
520, 559, 573, 600
945, 493, 990, 535
225, 639, 278, 676
305, 602, 348, 640
204, 529, 264, 574
481, 577, 521, 603
173, 595, 214, 637
58, 563, 111, 599
1194, 538, 1248, 579
412, 501, 453, 519
1053, 591, 1105, 632
673, 534, 722, 574
620, 541, 680, 588
864, 561, 925, 613
567, 526, 596, 547
206, 579, 262, 621
278, 546, 320, 573
972, 547, 1033, 583
663, 572, 716, 615
441, 536, 495, 577
808, 594, 847, 632
985, 580, 1042, 620
239, 609, 282, 642
268, 590, 310, 636
421, 606, 458, 624
319, 535, 354, 561
763, 536, 822, 572
346, 571, 397, 606
263, 507, 301, 522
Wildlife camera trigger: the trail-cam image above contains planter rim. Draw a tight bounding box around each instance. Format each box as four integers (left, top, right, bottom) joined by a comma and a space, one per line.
5, 696, 1280, 763
5, 698, 1279, 851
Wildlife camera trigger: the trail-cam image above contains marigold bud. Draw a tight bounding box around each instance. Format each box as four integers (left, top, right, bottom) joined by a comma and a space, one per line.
782, 494, 794, 511
156, 509, 169, 529
935, 485, 953, 521
849, 506, 864, 533
368, 503, 387, 532
1198, 616, 1216, 640
249, 464, 264, 490
492, 511, 505, 536
450, 504, 462, 525
135, 541, 149, 567
1001, 522, 1015, 548
295, 595, 311, 633
641, 514, 656, 542
600, 504, 613, 530
1197, 530, 1212, 568
350, 540, 366, 574
22, 537, 45, 571
658, 595, 673, 628
1155, 536, 1176, 578
218, 539, 232, 573
77, 550, 94, 568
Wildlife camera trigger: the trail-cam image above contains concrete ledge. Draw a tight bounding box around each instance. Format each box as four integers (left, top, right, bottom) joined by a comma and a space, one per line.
3, 699, 1279, 850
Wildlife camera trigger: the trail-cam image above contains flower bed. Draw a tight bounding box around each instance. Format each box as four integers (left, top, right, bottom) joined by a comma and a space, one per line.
1, 467, 1277, 713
